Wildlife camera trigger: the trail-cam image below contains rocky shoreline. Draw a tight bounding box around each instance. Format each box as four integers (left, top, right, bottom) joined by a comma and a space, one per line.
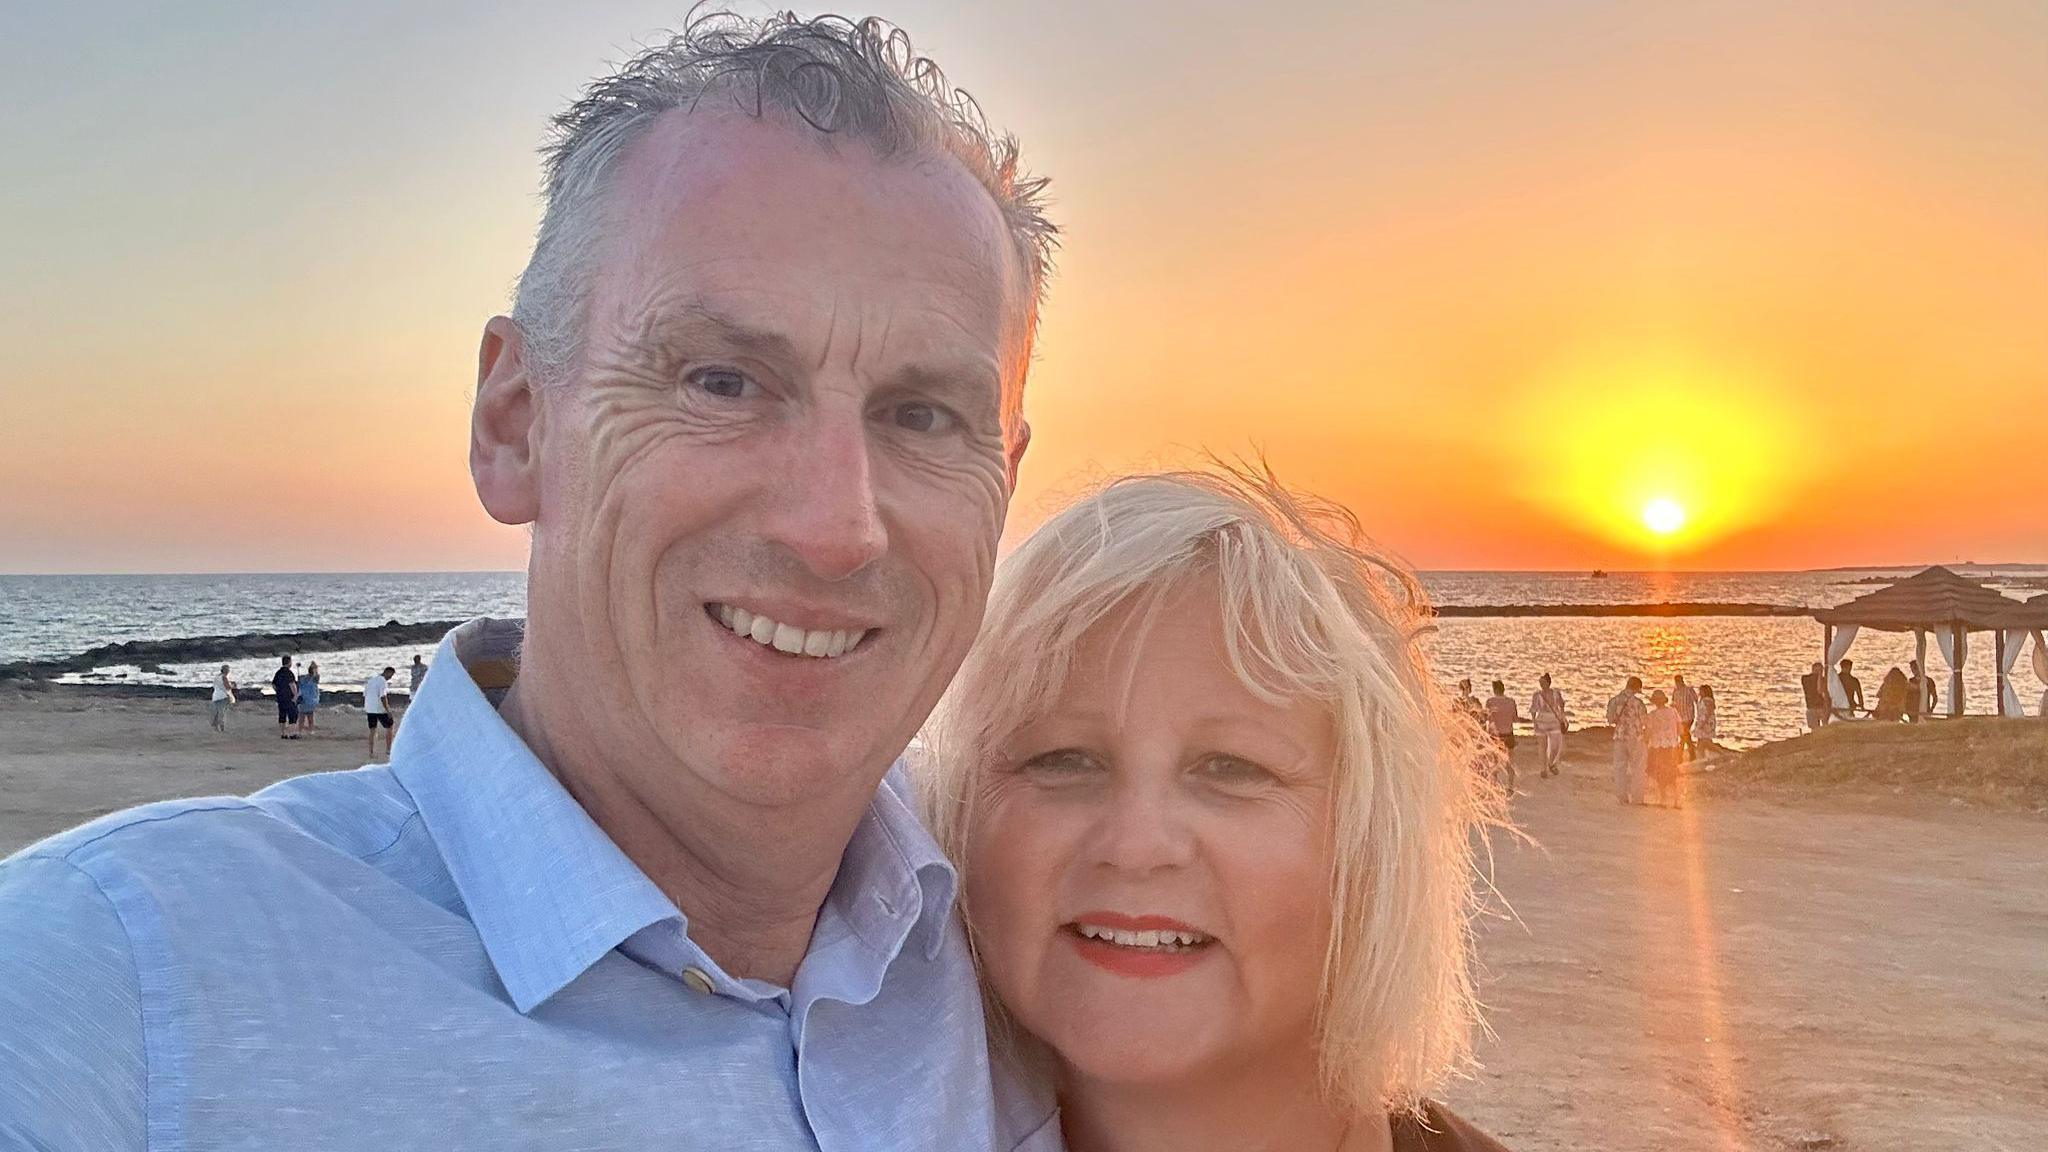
0, 619, 462, 683
2, 602, 1813, 689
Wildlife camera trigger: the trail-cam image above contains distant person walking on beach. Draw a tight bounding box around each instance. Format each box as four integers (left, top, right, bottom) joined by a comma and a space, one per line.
363, 666, 395, 759
209, 665, 235, 731
1837, 658, 1864, 719
1672, 675, 1698, 761
1485, 679, 1519, 791
409, 655, 428, 698
296, 661, 321, 734
272, 657, 300, 740
1692, 684, 1718, 754
1606, 676, 1648, 804
1645, 688, 1684, 808
1801, 662, 1831, 730
1530, 672, 1568, 778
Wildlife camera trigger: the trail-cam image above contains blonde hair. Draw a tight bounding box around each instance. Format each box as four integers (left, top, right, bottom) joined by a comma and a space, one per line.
918, 462, 1501, 1116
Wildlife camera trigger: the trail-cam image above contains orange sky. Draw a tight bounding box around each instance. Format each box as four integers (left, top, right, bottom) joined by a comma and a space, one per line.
3, 1, 2044, 573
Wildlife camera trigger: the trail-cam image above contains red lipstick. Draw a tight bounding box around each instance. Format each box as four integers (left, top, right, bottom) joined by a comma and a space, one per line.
1064, 912, 1214, 979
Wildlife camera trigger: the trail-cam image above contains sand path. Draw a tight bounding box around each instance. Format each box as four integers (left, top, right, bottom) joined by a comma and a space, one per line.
4, 691, 2044, 1149
1446, 747, 2048, 1150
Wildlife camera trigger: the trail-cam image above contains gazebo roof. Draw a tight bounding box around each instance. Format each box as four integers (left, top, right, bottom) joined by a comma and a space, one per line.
1812, 566, 2048, 632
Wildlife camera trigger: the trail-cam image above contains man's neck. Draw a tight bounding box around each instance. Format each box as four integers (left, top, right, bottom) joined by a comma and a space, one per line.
1058, 1050, 1390, 1152
497, 666, 871, 987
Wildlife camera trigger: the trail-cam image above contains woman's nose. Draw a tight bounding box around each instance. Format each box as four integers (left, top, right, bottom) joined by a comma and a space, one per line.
1083, 778, 1196, 875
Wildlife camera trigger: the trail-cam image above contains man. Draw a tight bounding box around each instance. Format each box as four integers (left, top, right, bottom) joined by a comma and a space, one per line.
363, 664, 396, 759
409, 654, 428, 697
1483, 679, 1519, 792
1908, 659, 1937, 721
1801, 661, 1831, 731
273, 655, 301, 739
1837, 658, 1864, 719
0, 14, 1054, 1149
1605, 675, 1648, 805
1530, 672, 1568, 778
1671, 674, 1698, 761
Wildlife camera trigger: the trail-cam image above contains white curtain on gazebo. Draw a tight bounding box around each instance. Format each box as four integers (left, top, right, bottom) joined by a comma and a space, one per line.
1932, 628, 1967, 716
2033, 631, 2047, 686
1826, 625, 1859, 711
1999, 630, 2026, 717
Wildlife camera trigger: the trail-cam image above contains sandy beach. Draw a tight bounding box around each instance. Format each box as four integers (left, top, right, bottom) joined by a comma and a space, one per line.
4, 685, 2044, 1150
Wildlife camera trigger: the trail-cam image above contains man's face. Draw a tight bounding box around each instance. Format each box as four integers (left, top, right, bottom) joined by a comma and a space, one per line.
518, 111, 1028, 808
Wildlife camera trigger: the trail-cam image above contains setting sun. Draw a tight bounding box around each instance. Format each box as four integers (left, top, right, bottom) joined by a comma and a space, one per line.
1643, 498, 1687, 535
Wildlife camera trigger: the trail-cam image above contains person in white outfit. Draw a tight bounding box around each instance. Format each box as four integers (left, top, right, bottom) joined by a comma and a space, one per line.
1530, 672, 1568, 778
209, 665, 236, 732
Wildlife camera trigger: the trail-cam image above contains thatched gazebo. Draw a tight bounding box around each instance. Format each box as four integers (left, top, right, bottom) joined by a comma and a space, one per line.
1812, 566, 2048, 718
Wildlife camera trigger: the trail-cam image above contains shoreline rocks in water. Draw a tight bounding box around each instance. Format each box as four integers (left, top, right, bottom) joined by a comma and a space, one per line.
3, 603, 1819, 683
0, 619, 465, 682
1431, 602, 1805, 618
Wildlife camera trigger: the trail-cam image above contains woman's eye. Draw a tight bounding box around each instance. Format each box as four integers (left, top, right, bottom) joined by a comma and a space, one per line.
686, 367, 752, 399
1018, 748, 1100, 777
882, 400, 958, 434
1197, 755, 1271, 786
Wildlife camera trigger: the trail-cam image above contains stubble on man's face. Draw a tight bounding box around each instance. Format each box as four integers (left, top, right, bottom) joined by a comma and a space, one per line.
526, 110, 1030, 811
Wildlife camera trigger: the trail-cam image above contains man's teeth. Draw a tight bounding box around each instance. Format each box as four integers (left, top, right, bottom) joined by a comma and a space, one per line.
713, 604, 868, 659
1074, 923, 1211, 950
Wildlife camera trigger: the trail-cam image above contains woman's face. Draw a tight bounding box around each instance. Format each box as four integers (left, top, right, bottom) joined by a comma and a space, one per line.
964, 583, 1337, 1089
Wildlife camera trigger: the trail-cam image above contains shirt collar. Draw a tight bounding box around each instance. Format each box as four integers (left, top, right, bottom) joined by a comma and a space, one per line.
390, 618, 680, 1014
828, 759, 959, 967
390, 617, 961, 1010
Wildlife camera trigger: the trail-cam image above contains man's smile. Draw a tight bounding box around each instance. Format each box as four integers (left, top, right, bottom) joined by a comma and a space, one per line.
706, 602, 878, 659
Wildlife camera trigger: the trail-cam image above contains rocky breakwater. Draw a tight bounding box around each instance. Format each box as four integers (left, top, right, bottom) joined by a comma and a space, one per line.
0, 619, 471, 687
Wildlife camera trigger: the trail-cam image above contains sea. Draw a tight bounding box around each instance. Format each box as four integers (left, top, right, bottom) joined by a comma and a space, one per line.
3, 569, 2044, 749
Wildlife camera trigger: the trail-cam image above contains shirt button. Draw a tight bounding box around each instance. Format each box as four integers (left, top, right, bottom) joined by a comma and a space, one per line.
681, 966, 715, 996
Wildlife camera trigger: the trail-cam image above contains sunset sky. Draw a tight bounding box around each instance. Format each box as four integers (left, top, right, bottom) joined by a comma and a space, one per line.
4, 0, 2044, 574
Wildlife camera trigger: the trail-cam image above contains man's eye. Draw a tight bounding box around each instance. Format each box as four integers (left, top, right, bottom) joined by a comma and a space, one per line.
883, 401, 957, 434
686, 367, 752, 399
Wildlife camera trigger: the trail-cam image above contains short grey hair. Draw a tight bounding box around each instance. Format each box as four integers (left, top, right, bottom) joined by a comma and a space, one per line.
511, 9, 1059, 389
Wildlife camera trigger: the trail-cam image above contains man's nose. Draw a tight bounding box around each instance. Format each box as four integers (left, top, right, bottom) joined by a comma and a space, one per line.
764, 403, 888, 583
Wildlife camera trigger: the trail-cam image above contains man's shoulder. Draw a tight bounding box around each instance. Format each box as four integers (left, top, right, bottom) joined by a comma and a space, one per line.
7, 765, 420, 883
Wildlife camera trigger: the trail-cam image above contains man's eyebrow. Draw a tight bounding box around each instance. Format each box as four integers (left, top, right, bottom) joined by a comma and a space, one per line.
628, 301, 801, 363
889, 360, 1004, 415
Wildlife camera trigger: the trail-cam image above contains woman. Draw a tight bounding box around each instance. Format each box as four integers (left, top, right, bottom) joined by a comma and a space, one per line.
1644, 689, 1683, 808
209, 664, 236, 732
921, 468, 1508, 1151
297, 660, 322, 733
1690, 684, 1717, 754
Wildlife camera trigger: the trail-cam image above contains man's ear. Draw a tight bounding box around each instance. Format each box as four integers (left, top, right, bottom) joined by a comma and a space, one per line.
1005, 418, 1031, 491
471, 316, 543, 526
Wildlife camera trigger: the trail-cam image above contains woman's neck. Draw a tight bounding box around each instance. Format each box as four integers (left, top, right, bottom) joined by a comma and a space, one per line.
1057, 1049, 1391, 1152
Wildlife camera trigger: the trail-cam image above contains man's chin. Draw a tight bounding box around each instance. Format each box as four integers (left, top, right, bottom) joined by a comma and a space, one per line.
678, 722, 902, 807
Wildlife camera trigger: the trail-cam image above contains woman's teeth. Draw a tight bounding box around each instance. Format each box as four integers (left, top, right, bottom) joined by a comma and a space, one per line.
1073, 924, 1211, 950
713, 604, 869, 659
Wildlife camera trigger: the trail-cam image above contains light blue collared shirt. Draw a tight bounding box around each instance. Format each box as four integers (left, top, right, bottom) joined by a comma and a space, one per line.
0, 618, 1058, 1151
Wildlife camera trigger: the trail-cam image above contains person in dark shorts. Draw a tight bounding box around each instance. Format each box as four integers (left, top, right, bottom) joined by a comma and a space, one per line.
272, 657, 300, 739
1800, 662, 1830, 730
363, 666, 395, 760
